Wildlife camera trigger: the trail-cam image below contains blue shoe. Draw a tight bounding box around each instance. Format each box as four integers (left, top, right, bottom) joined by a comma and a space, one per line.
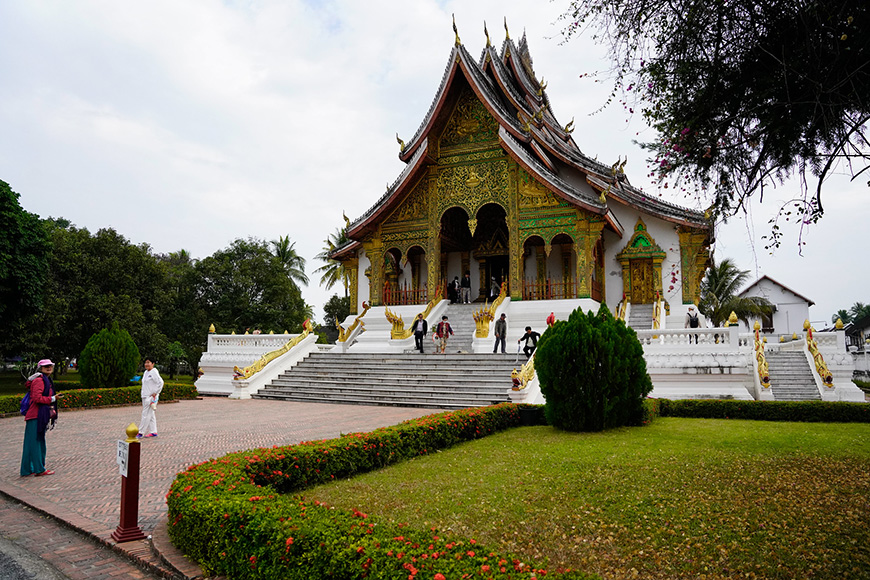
136, 433, 144, 439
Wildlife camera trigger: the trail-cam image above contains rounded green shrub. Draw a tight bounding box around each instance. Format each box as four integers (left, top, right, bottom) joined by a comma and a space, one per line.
536, 304, 653, 431
78, 322, 141, 389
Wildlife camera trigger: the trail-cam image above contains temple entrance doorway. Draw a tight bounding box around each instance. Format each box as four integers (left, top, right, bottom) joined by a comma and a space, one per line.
630, 258, 655, 304
471, 203, 509, 301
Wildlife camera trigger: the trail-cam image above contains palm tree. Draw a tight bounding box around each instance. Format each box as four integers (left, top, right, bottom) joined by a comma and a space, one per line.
698, 258, 773, 327
849, 302, 870, 322
271, 236, 309, 287
314, 227, 350, 297
832, 309, 852, 325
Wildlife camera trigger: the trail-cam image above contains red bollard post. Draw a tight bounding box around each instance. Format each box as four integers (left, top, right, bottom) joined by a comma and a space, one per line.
112, 422, 146, 543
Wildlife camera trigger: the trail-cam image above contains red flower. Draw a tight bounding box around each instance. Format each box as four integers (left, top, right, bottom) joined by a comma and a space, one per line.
435, 575, 446, 580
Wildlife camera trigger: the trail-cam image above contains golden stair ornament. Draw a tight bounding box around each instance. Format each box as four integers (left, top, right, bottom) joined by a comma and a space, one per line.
232, 319, 315, 380
804, 320, 834, 387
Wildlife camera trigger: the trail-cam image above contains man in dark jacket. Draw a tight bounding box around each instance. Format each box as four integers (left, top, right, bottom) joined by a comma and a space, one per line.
411, 313, 428, 353
493, 313, 507, 353
518, 326, 541, 358
460, 273, 471, 303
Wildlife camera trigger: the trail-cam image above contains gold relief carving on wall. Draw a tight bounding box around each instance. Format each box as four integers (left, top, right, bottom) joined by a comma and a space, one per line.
440, 88, 500, 150
438, 148, 504, 166
435, 160, 509, 218
387, 180, 429, 224
518, 169, 560, 208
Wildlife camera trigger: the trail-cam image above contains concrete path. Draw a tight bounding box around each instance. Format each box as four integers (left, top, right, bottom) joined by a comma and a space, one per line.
0, 398, 435, 578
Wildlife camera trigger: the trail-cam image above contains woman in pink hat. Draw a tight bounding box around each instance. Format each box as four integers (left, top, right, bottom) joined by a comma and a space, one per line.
20, 359, 63, 477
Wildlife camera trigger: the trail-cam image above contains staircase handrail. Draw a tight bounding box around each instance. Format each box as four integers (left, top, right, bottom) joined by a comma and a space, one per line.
385, 283, 444, 340
804, 320, 834, 388
511, 350, 536, 390
233, 319, 315, 380
474, 282, 508, 338
652, 293, 663, 330
617, 297, 630, 322
753, 322, 771, 390
337, 301, 371, 343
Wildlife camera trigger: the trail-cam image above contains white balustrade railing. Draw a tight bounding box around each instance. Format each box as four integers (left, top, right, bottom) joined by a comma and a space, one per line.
634, 327, 748, 350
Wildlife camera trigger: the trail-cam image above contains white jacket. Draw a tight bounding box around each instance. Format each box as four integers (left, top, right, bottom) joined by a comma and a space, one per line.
141, 368, 164, 399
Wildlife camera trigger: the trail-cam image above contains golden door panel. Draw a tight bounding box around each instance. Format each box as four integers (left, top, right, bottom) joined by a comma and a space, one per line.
630, 259, 654, 303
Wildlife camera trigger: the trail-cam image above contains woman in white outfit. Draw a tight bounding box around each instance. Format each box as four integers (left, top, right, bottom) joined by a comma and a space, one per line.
138, 357, 164, 438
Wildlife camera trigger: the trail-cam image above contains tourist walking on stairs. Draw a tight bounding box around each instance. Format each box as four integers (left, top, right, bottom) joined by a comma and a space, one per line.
460, 272, 471, 303
435, 316, 454, 354
518, 326, 541, 358
138, 357, 164, 438
493, 313, 507, 353
685, 306, 701, 344
411, 313, 428, 353
20, 359, 62, 477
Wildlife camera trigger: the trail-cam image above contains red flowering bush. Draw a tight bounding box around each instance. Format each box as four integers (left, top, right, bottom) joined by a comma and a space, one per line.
166, 403, 599, 579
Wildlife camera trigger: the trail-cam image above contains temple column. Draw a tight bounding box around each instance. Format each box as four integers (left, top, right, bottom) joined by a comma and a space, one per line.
562, 246, 572, 299
347, 258, 359, 314
575, 236, 590, 298
367, 243, 384, 307
507, 165, 521, 300
427, 234, 441, 301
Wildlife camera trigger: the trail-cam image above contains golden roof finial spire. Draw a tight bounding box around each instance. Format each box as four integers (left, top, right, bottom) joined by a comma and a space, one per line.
396, 133, 405, 153
452, 14, 461, 46
504, 17, 510, 41
484, 21, 490, 47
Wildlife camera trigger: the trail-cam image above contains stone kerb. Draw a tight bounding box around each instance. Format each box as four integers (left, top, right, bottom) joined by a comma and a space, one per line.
196, 333, 300, 396
229, 333, 319, 399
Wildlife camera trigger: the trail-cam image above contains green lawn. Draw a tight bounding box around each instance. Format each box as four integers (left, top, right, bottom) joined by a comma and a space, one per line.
306, 418, 870, 580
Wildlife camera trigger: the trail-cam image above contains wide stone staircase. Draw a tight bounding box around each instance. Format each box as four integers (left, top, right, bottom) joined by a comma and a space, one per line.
430, 303, 479, 353
765, 351, 821, 400
627, 303, 654, 330
253, 352, 519, 409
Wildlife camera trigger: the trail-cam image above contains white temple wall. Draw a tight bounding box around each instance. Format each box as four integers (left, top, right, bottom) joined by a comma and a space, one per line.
602, 227, 625, 309
604, 205, 685, 310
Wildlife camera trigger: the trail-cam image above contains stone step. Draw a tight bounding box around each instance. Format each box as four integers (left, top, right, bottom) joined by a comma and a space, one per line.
261, 384, 507, 399
255, 349, 524, 408
272, 374, 513, 388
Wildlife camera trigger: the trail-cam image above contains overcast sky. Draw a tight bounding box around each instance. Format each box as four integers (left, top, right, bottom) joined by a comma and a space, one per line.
1, 0, 866, 326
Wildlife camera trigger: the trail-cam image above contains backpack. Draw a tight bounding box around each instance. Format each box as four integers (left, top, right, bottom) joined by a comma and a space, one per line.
688, 313, 699, 328
20, 381, 33, 415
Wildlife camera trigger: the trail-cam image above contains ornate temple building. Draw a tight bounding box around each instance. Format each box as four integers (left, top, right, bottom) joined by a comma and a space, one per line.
195, 24, 860, 405
332, 24, 713, 322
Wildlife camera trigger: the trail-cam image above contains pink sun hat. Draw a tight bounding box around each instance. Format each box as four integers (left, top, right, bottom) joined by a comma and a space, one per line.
37, 359, 54, 367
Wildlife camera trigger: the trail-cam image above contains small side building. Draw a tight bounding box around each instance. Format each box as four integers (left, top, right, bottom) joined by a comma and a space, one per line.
739, 275, 814, 336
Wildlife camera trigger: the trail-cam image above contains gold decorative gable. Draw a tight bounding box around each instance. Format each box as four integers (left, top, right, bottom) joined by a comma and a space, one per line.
615, 219, 666, 262
386, 179, 428, 224
440, 88, 499, 151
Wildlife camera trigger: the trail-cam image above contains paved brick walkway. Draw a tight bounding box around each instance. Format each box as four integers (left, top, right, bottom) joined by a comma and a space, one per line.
0, 398, 435, 577
0, 499, 161, 579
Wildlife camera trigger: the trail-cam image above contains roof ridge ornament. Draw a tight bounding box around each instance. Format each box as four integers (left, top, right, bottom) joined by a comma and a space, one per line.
484, 21, 490, 48
452, 14, 461, 46
504, 17, 510, 41
537, 78, 547, 97
564, 117, 575, 134
396, 133, 405, 154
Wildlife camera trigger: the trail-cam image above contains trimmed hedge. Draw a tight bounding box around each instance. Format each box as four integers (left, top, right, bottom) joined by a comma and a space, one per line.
167, 403, 597, 580
0, 383, 198, 416
658, 399, 870, 423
